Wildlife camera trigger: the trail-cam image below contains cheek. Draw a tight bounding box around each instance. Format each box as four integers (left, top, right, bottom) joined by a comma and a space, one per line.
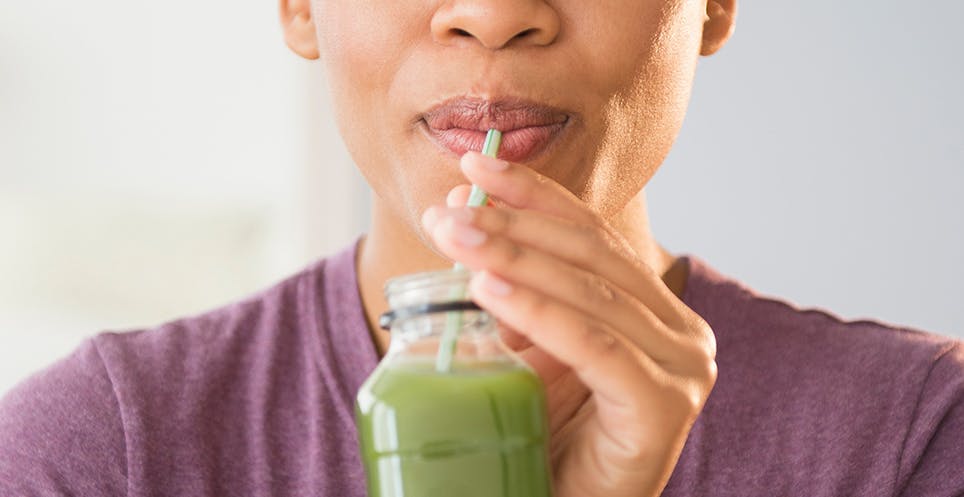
572, 2, 704, 214
579, 1, 702, 126
315, 3, 470, 237
312, 1, 433, 214
315, 2, 404, 105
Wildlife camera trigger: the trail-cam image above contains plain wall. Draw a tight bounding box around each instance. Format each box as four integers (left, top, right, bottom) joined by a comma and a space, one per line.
647, 0, 963, 337
0, 0, 364, 394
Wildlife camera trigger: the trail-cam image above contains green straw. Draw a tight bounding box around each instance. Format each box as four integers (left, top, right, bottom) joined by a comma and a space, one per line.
435, 129, 502, 372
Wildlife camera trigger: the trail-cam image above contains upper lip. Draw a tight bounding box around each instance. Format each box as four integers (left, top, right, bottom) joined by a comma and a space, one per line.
422, 97, 570, 132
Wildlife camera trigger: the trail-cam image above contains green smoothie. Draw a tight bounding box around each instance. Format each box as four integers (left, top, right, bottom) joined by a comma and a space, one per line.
356, 359, 553, 497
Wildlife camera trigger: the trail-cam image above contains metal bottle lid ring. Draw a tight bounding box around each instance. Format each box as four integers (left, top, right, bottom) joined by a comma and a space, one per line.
378, 301, 482, 330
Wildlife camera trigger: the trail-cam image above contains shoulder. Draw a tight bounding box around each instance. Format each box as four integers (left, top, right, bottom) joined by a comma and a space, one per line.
680, 255, 959, 382
0, 248, 346, 495
94, 255, 329, 388
680, 255, 964, 494
86, 253, 339, 445
0, 339, 127, 495
896, 341, 964, 495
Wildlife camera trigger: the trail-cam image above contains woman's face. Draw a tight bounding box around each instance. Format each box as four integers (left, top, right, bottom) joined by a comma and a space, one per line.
310, 1, 710, 234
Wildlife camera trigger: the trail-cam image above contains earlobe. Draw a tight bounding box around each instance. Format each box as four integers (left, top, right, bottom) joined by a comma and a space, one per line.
279, 0, 320, 60
700, 0, 737, 56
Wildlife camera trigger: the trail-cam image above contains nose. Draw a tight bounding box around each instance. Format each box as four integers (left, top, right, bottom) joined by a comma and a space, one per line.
431, 0, 560, 50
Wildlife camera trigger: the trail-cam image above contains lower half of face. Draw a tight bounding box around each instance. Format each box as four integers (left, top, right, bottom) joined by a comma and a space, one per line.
316, 0, 706, 234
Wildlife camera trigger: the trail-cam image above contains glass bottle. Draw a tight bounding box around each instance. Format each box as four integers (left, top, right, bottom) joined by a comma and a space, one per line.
355, 268, 553, 497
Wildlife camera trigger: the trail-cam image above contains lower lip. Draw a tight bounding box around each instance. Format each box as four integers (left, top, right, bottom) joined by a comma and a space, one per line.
420, 120, 568, 163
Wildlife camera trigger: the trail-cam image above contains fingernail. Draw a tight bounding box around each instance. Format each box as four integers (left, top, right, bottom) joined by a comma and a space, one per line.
481, 155, 509, 171
464, 151, 509, 172
446, 186, 469, 207
477, 271, 513, 297
421, 207, 439, 231
445, 217, 486, 247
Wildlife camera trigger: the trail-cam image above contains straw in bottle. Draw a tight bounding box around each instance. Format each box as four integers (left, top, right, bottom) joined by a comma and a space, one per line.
435, 129, 502, 372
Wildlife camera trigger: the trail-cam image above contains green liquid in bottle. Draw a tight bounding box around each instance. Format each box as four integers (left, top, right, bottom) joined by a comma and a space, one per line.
356, 359, 553, 497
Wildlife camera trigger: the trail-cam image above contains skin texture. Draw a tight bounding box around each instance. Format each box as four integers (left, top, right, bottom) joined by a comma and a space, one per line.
280, 1, 737, 495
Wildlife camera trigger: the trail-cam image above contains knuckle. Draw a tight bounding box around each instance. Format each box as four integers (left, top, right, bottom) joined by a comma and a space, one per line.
693, 318, 717, 360
674, 343, 718, 389
678, 319, 718, 388
575, 221, 598, 240
496, 240, 525, 268
703, 359, 719, 389
574, 223, 609, 260
579, 322, 620, 358
612, 431, 656, 463
499, 208, 519, 232
679, 314, 716, 359
581, 272, 619, 307
686, 363, 717, 410
683, 386, 706, 415
485, 207, 516, 235
665, 383, 706, 418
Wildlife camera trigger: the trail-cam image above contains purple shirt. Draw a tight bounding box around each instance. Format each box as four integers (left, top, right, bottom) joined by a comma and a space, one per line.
2, 239, 962, 496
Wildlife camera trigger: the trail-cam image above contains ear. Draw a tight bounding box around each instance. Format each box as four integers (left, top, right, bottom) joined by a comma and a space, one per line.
279, 0, 319, 60
700, 0, 737, 56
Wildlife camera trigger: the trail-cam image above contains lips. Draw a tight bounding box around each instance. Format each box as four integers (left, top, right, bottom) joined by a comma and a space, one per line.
420, 97, 570, 162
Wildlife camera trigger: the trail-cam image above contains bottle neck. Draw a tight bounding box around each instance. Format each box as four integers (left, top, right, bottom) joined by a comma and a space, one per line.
386, 308, 500, 355
381, 268, 521, 369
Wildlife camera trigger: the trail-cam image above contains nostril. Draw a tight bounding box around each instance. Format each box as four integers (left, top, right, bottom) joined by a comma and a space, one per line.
515, 28, 537, 40
448, 28, 538, 43
434, 10, 558, 49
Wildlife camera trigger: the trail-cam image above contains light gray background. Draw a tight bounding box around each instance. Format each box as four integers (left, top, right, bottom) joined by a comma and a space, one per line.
646, 1, 963, 336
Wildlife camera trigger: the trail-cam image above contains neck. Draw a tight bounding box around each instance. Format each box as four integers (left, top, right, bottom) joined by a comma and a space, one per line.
356, 189, 686, 356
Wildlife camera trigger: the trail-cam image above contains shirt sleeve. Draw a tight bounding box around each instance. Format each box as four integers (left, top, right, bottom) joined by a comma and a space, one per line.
0, 338, 128, 496
897, 341, 964, 497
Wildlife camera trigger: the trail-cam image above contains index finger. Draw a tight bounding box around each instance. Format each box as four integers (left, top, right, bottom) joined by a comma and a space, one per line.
458, 151, 644, 274
460, 151, 597, 226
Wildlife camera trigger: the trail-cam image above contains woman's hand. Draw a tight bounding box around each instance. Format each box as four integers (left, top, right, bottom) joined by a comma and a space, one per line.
422, 151, 718, 497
